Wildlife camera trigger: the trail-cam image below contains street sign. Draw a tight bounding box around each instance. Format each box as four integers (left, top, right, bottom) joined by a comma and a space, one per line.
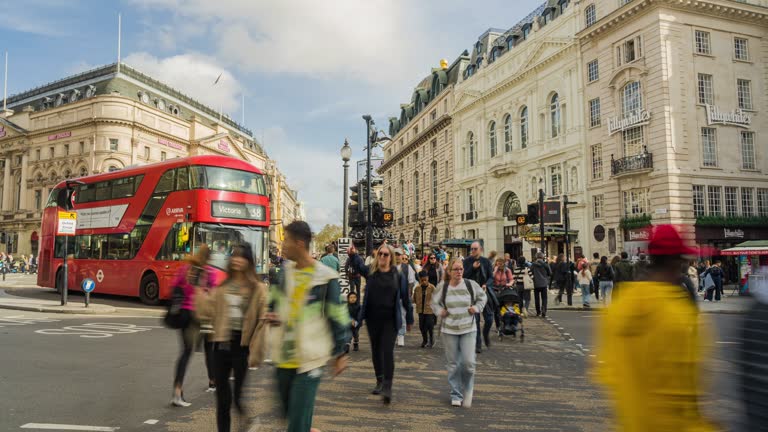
56, 211, 77, 236
82, 278, 96, 293
337, 238, 352, 297
83, 278, 96, 293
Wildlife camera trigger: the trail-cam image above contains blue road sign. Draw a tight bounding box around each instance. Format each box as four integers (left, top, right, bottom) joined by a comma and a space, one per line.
82, 278, 96, 293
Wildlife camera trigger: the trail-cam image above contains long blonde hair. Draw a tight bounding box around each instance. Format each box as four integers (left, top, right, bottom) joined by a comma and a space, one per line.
443, 257, 464, 283
369, 244, 397, 275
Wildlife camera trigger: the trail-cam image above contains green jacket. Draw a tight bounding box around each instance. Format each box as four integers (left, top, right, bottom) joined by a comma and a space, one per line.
270, 260, 350, 373
319, 254, 340, 272
614, 259, 635, 283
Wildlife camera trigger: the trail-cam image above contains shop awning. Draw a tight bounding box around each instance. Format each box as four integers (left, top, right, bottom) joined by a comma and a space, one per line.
442, 239, 483, 248
721, 240, 768, 256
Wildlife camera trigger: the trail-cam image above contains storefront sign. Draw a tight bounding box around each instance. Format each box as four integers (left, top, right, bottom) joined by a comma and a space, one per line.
627, 228, 650, 241
607, 110, 651, 135
48, 131, 72, 141
158, 138, 184, 150
724, 228, 745, 239
706, 105, 751, 128
217, 140, 231, 152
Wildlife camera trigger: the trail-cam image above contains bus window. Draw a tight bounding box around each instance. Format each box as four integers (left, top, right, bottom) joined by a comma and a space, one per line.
130, 226, 150, 257
137, 195, 167, 226
75, 235, 92, 259
156, 170, 176, 194
76, 184, 96, 203
176, 167, 189, 191
112, 177, 135, 199
47, 188, 62, 208
190, 166, 206, 189
54, 236, 67, 258
156, 222, 191, 261
133, 175, 144, 194
90, 235, 107, 259
193, 223, 267, 272
107, 234, 131, 260
95, 181, 111, 201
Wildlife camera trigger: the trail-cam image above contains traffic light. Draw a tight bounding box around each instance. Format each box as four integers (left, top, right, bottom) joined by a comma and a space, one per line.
348, 183, 361, 225
527, 203, 539, 224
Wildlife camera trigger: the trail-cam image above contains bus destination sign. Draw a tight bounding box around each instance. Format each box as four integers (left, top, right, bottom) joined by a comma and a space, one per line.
212, 201, 266, 221
57, 211, 77, 236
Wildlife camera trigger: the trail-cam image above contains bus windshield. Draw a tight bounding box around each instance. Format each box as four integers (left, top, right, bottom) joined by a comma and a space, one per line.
192, 166, 267, 196
193, 223, 268, 273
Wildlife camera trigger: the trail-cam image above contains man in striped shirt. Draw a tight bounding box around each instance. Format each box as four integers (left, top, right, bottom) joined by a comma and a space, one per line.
432, 258, 487, 408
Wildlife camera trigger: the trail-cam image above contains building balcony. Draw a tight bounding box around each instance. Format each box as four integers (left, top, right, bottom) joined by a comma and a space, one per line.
611, 152, 653, 177
488, 155, 519, 178
461, 211, 478, 222
429, 207, 438, 218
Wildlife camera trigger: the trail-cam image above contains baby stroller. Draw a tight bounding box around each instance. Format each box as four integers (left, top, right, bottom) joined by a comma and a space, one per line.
497, 288, 525, 341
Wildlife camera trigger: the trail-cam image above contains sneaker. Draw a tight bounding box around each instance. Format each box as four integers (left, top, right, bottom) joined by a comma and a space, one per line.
396, 335, 405, 347
451, 399, 462, 407
171, 395, 191, 407
206, 386, 216, 393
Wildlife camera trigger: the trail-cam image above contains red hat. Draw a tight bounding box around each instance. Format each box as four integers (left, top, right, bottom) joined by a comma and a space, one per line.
647, 224, 699, 256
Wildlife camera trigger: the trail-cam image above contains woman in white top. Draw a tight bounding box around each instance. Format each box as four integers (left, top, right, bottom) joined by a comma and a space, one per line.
576, 261, 593, 308
431, 258, 487, 408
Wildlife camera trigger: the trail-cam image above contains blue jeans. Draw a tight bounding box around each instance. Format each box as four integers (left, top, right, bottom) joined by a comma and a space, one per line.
442, 331, 477, 406
398, 305, 407, 336
580, 283, 590, 305
599, 281, 613, 304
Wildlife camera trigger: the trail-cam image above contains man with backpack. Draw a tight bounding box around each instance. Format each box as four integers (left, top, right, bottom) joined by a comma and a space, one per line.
463, 242, 494, 354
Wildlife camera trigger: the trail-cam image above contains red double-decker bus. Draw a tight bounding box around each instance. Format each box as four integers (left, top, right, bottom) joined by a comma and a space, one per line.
37, 155, 270, 305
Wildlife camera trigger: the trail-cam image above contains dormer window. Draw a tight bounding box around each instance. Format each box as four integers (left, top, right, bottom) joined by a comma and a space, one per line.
475, 41, 482, 53
522, 25, 531, 39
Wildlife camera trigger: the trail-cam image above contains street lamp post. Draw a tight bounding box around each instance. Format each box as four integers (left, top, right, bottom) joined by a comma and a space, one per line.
340, 138, 352, 238
418, 218, 426, 259
362, 115, 374, 255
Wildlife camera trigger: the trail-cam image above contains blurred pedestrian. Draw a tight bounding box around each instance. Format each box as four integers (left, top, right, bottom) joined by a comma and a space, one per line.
194, 244, 269, 432
687, 260, 699, 292
413, 271, 436, 348
633, 253, 650, 281
432, 258, 487, 408
396, 249, 417, 347
351, 243, 413, 405
589, 252, 601, 302
595, 256, 615, 305
531, 253, 552, 318
267, 221, 350, 432
513, 256, 532, 315
344, 247, 362, 301
553, 254, 573, 306
576, 261, 592, 308
319, 244, 340, 272
169, 245, 216, 407
594, 225, 717, 432
703, 261, 724, 302
463, 242, 494, 353
738, 274, 768, 431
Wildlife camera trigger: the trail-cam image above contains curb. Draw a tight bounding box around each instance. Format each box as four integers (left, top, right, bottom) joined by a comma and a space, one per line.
0, 303, 117, 314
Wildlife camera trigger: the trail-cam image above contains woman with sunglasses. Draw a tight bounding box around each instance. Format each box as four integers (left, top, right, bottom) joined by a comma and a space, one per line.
349, 243, 413, 405
195, 244, 269, 432
422, 254, 444, 287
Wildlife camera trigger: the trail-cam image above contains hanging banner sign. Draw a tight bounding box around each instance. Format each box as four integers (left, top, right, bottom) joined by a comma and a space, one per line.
337, 238, 352, 297
607, 110, 651, 135
706, 105, 751, 128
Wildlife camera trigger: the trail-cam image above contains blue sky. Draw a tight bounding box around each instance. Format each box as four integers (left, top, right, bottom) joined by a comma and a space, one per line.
1, 0, 543, 232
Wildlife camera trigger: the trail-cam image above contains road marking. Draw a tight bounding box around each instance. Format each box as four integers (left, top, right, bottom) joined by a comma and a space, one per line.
143, 420, 159, 425
35, 322, 162, 338
716, 341, 738, 344
20, 423, 119, 431
581, 315, 599, 318
0, 315, 61, 328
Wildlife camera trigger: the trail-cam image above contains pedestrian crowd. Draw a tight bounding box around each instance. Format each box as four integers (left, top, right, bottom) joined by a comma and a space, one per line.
161, 221, 761, 432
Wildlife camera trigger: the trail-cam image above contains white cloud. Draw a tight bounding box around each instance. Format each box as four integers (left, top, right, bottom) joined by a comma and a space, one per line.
262, 126, 345, 231
123, 52, 242, 113
127, 0, 430, 85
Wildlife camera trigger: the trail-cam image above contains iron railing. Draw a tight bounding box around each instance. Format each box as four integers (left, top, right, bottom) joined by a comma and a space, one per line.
611, 152, 653, 176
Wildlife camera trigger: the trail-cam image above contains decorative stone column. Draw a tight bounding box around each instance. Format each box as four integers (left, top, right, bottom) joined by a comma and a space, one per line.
19, 153, 28, 210
2, 155, 11, 211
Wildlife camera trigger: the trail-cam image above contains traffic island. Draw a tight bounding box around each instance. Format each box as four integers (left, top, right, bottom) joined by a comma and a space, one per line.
0, 289, 116, 314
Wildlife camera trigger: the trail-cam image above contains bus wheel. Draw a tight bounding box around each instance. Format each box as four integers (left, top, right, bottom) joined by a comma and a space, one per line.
55, 269, 65, 294
140, 273, 160, 306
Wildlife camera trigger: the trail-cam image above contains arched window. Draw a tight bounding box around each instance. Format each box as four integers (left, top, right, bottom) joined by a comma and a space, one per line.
585, 4, 596, 27
520, 106, 529, 148
502, 193, 522, 219
79, 167, 88, 177
108, 166, 119, 172
503, 114, 512, 152
550, 93, 561, 138
467, 132, 475, 167
63, 169, 72, 179
431, 161, 438, 209
488, 121, 497, 157
430, 227, 438, 243
622, 81, 643, 117
414, 172, 420, 217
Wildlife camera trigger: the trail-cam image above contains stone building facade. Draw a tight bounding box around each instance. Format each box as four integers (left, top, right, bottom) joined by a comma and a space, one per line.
0, 63, 300, 256
379, 58, 462, 254
452, 0, 590, 259
578, 0, 768, 256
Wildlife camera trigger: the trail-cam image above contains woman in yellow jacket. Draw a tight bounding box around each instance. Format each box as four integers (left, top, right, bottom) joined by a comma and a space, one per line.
593, 225, 719, 432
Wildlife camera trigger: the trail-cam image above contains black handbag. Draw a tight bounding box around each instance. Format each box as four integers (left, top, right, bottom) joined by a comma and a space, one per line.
164, 285, 191, 329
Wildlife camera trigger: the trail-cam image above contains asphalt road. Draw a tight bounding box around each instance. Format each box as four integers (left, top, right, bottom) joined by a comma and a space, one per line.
0, 309, 212, 432
547, 309, 745, 431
